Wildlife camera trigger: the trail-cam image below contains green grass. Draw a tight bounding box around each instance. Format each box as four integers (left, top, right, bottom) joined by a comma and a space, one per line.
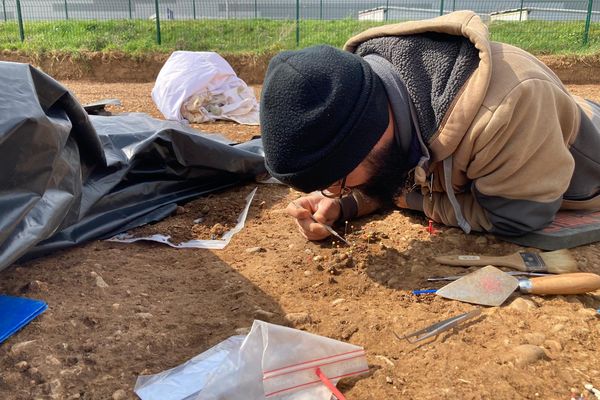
490, 20, 600, 55
0, 18, 598, 55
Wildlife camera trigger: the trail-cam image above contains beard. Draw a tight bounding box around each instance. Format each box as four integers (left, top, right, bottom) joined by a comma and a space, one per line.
356, 141, 411, 204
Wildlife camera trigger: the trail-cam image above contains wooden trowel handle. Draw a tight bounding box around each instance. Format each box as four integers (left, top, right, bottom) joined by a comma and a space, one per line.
522, 273, 600, 295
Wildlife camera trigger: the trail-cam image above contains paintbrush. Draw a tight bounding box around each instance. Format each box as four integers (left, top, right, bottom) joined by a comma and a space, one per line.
435, 249, 578, 274
291, 201, 349, 245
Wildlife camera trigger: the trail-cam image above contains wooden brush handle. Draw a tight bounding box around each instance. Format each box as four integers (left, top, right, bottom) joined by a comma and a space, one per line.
434, 254, 526, 271
435, 255, 496, 266
521, 273, 600, 295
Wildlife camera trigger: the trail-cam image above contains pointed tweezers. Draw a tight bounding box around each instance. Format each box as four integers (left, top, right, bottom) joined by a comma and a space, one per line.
394, 308, 482, 343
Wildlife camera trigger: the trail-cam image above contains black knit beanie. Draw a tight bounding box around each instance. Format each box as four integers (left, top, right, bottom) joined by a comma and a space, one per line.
260, 45, 389, 193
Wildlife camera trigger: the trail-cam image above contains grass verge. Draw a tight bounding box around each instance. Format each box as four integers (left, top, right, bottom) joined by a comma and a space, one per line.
0, 19, 598, 55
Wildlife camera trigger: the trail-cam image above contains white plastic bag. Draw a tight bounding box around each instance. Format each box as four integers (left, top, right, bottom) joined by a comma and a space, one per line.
152, 51, 259, 125
134, 320, 368, 400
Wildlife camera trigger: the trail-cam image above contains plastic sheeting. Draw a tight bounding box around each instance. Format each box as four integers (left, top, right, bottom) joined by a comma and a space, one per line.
0, 62, 266, 272
134, 320, 368, 400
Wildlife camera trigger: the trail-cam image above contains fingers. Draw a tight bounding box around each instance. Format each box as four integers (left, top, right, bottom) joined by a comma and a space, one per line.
295, 218, 331, 241
286, 195, 342, 241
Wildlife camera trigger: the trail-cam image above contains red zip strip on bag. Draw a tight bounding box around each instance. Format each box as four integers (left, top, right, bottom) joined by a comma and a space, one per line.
316, 367, 347, 400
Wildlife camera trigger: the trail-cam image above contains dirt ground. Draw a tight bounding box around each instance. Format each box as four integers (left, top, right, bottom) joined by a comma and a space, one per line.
0, 80, 599, 400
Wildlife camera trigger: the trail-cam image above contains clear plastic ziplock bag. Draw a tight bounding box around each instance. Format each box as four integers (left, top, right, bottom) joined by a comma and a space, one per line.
134, 320, 368, 400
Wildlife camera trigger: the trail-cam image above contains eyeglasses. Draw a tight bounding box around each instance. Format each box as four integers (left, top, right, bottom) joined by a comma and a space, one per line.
320, 176, 352, 199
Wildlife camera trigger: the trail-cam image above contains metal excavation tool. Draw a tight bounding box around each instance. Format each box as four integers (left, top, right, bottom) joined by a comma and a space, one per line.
395, 308, 482, 343
427, 271, 551, 282
436, 266, 600, 307
291, 201, 349, 245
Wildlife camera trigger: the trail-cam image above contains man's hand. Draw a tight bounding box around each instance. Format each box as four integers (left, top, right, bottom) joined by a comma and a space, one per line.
286, 194, 341, 241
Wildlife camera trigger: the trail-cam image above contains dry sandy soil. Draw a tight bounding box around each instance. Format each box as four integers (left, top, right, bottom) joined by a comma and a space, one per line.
0, 80, 599, 400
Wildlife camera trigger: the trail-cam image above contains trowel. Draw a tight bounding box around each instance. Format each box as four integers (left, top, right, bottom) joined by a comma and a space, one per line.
436, 265, 600, 306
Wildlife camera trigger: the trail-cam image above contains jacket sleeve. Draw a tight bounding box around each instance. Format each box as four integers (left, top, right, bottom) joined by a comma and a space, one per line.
421, 78, 578, 236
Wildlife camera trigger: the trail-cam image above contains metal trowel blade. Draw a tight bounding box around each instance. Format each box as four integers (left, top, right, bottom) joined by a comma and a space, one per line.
436, 265, 519, 307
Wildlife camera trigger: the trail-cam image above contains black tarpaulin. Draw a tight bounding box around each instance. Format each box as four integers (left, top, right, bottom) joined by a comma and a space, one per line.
0, 62, 266, 272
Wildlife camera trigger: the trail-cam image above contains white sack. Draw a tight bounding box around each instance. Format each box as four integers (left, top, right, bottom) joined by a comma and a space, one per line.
152, 51, 259, 125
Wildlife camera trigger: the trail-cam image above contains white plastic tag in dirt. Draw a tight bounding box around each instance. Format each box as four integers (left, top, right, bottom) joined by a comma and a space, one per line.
152, 51, 259, 125
107, 187, 256, 250
134, 320, 368, 400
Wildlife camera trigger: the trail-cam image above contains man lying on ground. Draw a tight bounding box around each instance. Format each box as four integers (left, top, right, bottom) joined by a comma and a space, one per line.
259, 10, 600, 241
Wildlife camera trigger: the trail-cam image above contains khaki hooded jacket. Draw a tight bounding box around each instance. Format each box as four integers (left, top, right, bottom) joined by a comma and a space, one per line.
343, 10, 600, 235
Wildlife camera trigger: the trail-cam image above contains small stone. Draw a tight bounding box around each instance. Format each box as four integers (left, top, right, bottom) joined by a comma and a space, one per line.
544, 339, 562, 353
91, 271, 109, 288
44, 378, 62, 397
386, 376, 394, 384
475, 236, 488, 246
387, 276, 401, 287
524, 332, 546, 346
15, 361, 29, 372
245, 247, 265, 253
577, 308, 599, 319
508, 297, 537, 312
331, 298, 345, 306
46, 355, 62, 366
175, 206, 186, 215
235, 327, 251, 335
550, 324, 565, 334
112, 389, 127, 400
112, 303, 120, 310
327, 266, 339, 275
285, 312, 311, 325
253, 309, 275, 321
410, 263, 424, 274
200, 205, 210, 214
20, 280, 49, 294
135, 312, 153, 320
11, 340, 36, 354
303, 270, 312, 277
313, 255, 324, 262
511, 344, 549, 367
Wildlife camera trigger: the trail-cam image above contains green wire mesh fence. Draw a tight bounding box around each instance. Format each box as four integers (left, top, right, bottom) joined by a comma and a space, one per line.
0, 0, 598, 54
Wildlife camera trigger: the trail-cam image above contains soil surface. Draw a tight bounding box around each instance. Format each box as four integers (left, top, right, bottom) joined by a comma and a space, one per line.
0, 81, 599, 400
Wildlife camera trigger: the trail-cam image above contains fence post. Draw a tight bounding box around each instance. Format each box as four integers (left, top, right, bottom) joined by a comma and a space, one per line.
319, 0, 322, 19
295, 0, 299, 47
16, 0, 24, 41
519, 0, 524, 21
254, 0, 257, 18
452, 0, 456, 11
583, 0, 594, 45
192, 0, 196, 19
2, 0, 6, 22
64, 0, 68, 20
385, 0, 389, 21
128, 0, 132, 19
439, 0, 444, 16
154, 0, 161, 45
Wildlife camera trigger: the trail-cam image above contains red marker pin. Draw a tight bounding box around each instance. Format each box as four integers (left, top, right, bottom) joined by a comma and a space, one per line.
426, 219, 437, 234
